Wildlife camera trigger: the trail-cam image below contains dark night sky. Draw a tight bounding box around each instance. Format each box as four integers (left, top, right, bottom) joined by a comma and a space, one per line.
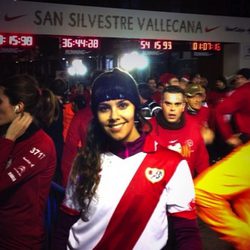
23, 0, 250, 18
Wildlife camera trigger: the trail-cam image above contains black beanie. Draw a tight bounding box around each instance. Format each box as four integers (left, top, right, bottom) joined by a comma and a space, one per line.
236, 68, 250, 80
91, 68, 140, 114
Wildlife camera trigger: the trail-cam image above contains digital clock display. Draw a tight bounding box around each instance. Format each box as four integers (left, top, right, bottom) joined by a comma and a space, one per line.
60, 37, 100, 49
191, 42, 222, 51
0, 34, 34, 47
140, 39, 173, 50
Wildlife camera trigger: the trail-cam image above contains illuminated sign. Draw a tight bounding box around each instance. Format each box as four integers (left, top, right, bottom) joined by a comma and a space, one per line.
139, 39, 173, 50
60, 37, 100, 49
0, 34, 34, 47
191, 42, 222, 51
139, 40, 222, 52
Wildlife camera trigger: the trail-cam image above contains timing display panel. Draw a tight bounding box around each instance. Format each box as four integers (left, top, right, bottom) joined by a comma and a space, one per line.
191, 42, 222, 51
139, 39, 173, 50
138, 39, 222, 52
60, 37, 100, 49
0, 34, 34, 47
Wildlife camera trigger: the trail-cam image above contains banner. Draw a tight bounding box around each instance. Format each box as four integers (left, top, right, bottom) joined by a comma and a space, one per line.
0, 0, 250, 42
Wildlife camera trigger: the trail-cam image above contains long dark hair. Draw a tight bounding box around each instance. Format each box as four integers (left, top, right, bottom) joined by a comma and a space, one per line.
70, 110, 151, 220
0, 74, 58, 127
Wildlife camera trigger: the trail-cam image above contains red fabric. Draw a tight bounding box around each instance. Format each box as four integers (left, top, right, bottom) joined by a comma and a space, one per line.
152, 90, 162, 104
63, 102, 75, 141
94, 144, 181, 250
60, 204, 81, 216
206, 89, 229, 108
61, 106, 93, 187
149, 116, 209, 177
215, 82, 250, 140
0, 130, 56, 250
159, 72, 176, 84
185, 106, 213, 128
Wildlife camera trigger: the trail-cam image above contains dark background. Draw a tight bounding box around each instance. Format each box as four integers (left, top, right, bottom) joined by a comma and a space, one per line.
23, 0, 250, 18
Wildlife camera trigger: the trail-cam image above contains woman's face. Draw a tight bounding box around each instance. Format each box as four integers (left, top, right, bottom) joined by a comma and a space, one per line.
97, 99, 140, 142
0, 87, 17, 126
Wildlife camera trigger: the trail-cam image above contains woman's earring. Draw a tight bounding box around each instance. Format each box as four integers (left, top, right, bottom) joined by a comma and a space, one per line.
14, 105, 19, 113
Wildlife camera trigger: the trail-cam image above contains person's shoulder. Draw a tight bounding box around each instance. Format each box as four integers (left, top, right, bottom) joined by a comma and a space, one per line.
34, 129, 56, 151
240, 82, 250, 92
20, 129, 57, 164
148, 115, 157, 125
232, 82, 250, 95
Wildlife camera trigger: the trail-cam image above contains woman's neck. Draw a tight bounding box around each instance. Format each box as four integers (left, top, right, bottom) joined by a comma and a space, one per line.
109, 133, 146, 159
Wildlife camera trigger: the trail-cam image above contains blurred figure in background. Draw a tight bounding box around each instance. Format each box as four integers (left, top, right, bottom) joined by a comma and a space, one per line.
185, 83, 214, 145
159, 72, 178, 86
206, 76, 233, 161
0, 74, 57, 250
215, 68, 250, 149
137, 83, 162, 120
190, 73, 202, 85
45, 78, 68, 183
60, 101, 92, 187
206, 75, 231, 109
60, 70, 103, 187
147, 76, 161, 104
195, 142, 250, 250
179, 74, 190, 90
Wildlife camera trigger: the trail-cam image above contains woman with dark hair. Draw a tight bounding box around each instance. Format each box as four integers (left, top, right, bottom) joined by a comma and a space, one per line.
54, 68, 202, 250
0, 74, 57, 249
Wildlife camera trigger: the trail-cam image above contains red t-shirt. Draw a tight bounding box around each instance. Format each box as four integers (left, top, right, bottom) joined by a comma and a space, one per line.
149, 115, 209, 177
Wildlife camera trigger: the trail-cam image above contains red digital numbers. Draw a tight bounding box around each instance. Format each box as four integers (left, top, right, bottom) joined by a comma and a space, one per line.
140, 39, 172, 50
191, 42, 222, 51
60, 37, 100, 49
0, 34, 34, 47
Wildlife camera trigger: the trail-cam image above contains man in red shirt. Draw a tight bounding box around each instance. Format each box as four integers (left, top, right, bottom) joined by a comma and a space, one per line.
215, 68, 250, 148
149, 85, 209, 178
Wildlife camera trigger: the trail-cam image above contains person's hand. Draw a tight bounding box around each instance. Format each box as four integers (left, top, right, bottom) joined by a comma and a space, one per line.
201, 126, 215, 144
5, 112, 33, 141
226, 134, 242, 147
